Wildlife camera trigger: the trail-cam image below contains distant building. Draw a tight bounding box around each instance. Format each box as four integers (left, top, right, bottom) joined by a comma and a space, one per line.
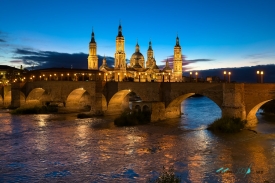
25, 68, 103, 82
206, 76, 221, 83
0, 65, 26, 85
88, 24, 183, 82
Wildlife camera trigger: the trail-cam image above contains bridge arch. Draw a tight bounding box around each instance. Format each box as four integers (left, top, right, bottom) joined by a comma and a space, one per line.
106, 89, 142, 115
66, 88, 92, 112
246, 99, 273, 127
0, 95, 3, 107
3, 91, 12, 108
165, 93, 222, 118
26, 88, 46, 107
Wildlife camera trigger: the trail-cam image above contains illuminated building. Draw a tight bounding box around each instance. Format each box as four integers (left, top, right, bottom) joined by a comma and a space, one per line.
89, 24, 183, 82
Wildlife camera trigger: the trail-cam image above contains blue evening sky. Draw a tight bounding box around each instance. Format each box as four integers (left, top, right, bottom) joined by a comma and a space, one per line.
0, 0, 274, 71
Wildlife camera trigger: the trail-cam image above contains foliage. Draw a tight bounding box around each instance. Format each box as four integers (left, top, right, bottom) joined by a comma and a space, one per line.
260, 100, 275, 114
77, 111, 104, 118
77, 113, 94, 118
207, 117, 246, 133
11, 105, 58, 114
114, 110, 151, 126
148, 166, 181, 183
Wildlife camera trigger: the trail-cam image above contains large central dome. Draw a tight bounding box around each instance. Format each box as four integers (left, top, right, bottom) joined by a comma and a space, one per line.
130, 43, 145, 68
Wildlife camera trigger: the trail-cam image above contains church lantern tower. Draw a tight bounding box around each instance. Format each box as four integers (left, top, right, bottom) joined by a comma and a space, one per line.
88, 29, 98, 70
146, 40, 154, 68
114, 23, 126, 71
173, 35, 183, 81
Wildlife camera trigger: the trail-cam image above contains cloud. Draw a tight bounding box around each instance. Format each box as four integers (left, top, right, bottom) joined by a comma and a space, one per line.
186, 59, 213, 62
158, 55, 214, 70
12, 48, 115, 69
245, 52, 275, 60
9, 60, 23, 63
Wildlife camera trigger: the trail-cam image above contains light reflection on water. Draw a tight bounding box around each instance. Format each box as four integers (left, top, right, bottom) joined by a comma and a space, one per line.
0, 97, 275, 182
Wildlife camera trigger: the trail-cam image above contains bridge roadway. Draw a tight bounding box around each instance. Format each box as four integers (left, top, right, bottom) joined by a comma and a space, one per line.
1, 81, 274, 127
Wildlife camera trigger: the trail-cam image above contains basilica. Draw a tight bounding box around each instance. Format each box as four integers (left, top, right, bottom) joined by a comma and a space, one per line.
87, 24, 183, 82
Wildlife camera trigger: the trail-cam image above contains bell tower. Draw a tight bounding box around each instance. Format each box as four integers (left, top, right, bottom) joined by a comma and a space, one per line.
88, 29, 98, 70
114, 23, 126, 71
173, 35, 183, 81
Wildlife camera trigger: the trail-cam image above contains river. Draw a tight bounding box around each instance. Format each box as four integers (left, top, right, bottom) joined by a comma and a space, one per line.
0, 96, 275, 182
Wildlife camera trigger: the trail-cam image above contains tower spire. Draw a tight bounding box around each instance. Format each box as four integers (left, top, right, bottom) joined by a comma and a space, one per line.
90, 27, 95, 43
176, 34, 180, 46
148, 39, 153, 51
117, 21, 123, 37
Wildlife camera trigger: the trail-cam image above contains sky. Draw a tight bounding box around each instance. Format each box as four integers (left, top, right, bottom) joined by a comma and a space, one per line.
0, 0, 275, 74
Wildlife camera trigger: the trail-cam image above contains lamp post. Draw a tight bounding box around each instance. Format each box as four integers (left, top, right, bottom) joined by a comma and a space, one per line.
106, 73, 108, 82
61, 74, 63, 81
99, 72, 101, 80
50, 74, 52, 81
162, 72, 164, 82
39, 76, 41, 81
195, 72, 198, 83
169, 72, 170, 82
223, 71, 227, 82
228, 72, 231, 83
256, 71, 260, 83
118, 73, 120, 82
261, 71, 264, 83
189, 72, 192, 82
145, 73, 147, 82
139, 72, 140, 82
67, 73, 69, 81
82, 73, 84, 81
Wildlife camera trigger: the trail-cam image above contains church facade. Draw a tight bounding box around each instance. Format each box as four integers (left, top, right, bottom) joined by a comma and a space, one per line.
88, 24, 183, 82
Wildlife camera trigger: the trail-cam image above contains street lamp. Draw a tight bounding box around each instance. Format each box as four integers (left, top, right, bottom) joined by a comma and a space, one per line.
39, 76, 41, 81
61, 74, 63, 81
223, 71, 227, 82
50, 74, 52, 81
118, 73, 120, 82
82, 73, 84, 81
162, 72, 164, 82
195, 72, 198, 82
256, 71, 260, 83
98, 72, 101, 81
228, 72, 231, 83
106, 73, 108, 82
67, 73, 69, 81
261, 71, 264, 83
189, 72, 192, 82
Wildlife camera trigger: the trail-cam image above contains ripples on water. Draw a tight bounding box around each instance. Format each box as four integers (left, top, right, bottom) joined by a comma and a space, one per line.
0, 97, 275, 182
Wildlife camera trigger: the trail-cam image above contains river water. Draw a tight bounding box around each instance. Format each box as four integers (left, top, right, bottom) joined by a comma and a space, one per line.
0, 96, 275, 183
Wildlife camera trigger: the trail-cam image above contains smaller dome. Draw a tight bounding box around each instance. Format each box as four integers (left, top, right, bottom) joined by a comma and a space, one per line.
131, 52, 144, 60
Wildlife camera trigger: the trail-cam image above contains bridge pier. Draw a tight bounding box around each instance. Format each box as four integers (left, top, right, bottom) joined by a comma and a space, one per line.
11, 83, 26, 108
221, 83, 247, 121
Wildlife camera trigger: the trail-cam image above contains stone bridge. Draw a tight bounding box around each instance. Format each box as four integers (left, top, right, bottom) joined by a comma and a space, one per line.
2, 81, 275, 127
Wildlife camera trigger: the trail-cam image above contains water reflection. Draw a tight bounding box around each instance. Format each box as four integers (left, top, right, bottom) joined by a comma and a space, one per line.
0, 98, 275, 182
